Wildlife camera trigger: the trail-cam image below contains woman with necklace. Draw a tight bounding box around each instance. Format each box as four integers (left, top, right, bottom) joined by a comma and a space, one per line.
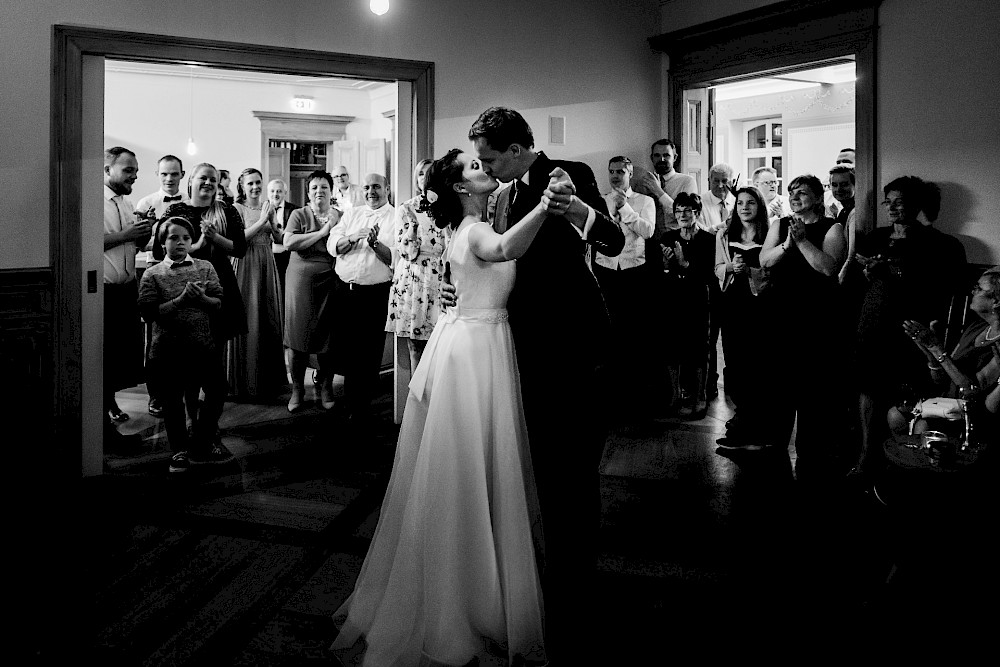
660, 192, 716, 419
892, 266, 1000, 445
758, 174, 846, 480
283, 170, 341, 412
228, 167, 288, 399
849, 176, 966, 480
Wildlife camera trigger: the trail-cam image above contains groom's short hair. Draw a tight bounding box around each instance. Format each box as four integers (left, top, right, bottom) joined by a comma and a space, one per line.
468, 107, 534, 151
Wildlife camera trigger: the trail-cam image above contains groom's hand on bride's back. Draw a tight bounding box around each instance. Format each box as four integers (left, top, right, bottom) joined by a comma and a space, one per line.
439, 263, 457, 308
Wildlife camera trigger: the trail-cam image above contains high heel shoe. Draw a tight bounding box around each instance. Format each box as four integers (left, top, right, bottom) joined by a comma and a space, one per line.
288, 384, 305, 413
320, 377, 335, 410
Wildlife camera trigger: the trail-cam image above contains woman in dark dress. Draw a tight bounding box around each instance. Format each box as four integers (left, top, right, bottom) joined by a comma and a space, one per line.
154, 163, 247, 460
661, 192, 716, 419
850, 176, 966, 477
713, 186, 771, 448
283, 170, 341, 412
758, 174, 846, 480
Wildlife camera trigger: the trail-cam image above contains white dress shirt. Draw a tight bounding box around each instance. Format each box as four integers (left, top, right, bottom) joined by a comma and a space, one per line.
103, 184, 137, 284
596, 188, 655, 270
328, 203, 396, 284
699, 190, 736, 233
333, 184, 366, 210
272, 202, 288, 254
135, 188, 186, 221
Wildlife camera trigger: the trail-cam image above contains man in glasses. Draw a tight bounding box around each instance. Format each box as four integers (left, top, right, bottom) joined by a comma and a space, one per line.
752, 166, 790, 224
331, 166, 366, 210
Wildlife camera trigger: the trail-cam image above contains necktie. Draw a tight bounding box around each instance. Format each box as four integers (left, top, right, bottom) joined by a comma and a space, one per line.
720, 200, 728, 225
164, 195, 182, 202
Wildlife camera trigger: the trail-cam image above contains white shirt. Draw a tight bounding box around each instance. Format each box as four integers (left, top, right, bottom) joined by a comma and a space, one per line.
596, 188, 655, 270
103, 184, 137, 284
764, 193, 791, 224
272, 201, 288, 254
699, 190, 736, 233
328, 203, 396, 284
135, 188, 186, 221
333, 183, 366, 210
135, 189, 187, 261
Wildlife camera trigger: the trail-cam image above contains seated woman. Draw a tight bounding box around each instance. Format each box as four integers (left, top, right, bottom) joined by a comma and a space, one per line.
890, 267, 1000, 445
660, 192, 716, 419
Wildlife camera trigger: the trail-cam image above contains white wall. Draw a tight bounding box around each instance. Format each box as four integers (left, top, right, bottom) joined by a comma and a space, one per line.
657, 0, 1000, 265
0, 0, 662, 270
105, 67, 379, 203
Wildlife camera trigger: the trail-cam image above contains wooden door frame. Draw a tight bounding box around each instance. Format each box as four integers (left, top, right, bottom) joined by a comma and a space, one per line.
52, 24, 433, 473
650, 0, 879, 229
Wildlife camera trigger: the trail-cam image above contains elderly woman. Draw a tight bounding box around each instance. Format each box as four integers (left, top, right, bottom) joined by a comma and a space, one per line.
757, 174, 846, 479
713, 186, 771, 448
661, 192, 716, 418
385, 159, 451, 372
888, 267, 1000, 447
849, 176, 966, 478
283, 170, 341, 412
228, 167, 287, 399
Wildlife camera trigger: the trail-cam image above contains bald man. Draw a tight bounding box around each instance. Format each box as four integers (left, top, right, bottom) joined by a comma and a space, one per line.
327, 173, 395, 426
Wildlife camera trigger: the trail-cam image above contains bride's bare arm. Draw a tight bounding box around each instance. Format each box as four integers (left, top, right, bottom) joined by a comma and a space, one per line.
468, 201, 548, 262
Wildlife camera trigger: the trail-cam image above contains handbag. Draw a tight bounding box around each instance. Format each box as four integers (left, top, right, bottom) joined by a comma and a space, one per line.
915, 397, 964, 420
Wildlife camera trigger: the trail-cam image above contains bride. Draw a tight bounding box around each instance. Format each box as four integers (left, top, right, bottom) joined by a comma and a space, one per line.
331, 149, 561, 666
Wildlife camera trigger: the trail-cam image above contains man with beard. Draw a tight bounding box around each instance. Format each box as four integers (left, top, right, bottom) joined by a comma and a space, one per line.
630, 138, 699, 236
102, 146, 152, 445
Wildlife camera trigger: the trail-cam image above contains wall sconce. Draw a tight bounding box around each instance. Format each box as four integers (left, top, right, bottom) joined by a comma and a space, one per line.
291, 96, 315, 112
370, 0, 389, 16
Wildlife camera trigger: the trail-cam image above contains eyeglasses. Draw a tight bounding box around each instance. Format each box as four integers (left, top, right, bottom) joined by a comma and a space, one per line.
756, 180, 778, 186
881, 199, 904, 208
675, 208, 696, 216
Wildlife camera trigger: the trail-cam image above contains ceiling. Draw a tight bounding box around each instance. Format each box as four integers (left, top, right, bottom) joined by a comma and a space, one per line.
105, 59, 392, 92
713, 62, 856, 101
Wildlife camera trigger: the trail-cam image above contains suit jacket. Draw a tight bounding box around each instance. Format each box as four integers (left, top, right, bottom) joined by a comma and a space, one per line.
494, 152, 624, 373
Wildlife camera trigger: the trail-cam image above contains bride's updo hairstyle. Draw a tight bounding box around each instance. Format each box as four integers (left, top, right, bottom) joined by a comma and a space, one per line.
421, 148, 466, 230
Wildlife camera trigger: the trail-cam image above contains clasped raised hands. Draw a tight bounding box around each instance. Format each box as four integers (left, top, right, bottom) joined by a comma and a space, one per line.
541, 167, 576, 215
178, 280, 207, 305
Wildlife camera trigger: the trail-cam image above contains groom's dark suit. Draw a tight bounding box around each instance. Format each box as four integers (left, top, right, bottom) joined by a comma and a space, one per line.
494, 151, 624, 656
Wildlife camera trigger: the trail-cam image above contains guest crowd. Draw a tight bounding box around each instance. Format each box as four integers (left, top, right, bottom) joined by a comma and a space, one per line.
102, 139, 998, 483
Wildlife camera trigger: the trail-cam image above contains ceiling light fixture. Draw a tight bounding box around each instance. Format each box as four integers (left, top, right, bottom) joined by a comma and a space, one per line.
186, 65, 197, 155
370, 0, 389, 16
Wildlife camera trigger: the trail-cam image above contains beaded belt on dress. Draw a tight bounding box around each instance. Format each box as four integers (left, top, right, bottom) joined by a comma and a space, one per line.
408, 306, 508, 401
450, 306, 508, 323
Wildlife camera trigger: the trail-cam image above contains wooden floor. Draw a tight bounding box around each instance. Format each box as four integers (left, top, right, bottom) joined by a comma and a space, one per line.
46, 370, 992, 664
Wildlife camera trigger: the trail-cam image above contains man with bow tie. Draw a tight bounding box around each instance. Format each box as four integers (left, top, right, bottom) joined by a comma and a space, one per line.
327, 173, 395, 427
135, 154, 187, 417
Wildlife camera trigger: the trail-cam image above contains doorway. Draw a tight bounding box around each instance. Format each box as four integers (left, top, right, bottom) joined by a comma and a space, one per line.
53, 25, 433, 476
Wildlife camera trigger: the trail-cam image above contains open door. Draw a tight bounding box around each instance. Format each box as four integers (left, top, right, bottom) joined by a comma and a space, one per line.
682, 85, 711, 192
391, 81, 414, 424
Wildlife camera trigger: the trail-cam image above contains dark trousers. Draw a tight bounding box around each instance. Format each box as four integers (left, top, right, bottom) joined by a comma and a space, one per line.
339, 281, 391, 417
103, 281, 143, 412
274, 250, 290, 310
197, 344, 229, 443
149, 351, 214, 453
708, 284, 722, 393
518, 347, 608, 662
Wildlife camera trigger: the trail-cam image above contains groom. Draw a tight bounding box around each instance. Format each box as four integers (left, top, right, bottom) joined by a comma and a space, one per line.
469, 107, 624, 660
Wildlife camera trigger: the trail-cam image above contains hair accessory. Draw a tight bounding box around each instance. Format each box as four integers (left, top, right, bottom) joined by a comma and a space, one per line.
425, 189, 439, 203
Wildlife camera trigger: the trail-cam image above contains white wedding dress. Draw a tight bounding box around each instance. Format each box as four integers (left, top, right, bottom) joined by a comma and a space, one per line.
331, 221, 546, 666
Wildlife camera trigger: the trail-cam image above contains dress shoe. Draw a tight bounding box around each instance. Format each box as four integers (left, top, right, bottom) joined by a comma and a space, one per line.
107, 407, 129, 423
148, 398, 164, 418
